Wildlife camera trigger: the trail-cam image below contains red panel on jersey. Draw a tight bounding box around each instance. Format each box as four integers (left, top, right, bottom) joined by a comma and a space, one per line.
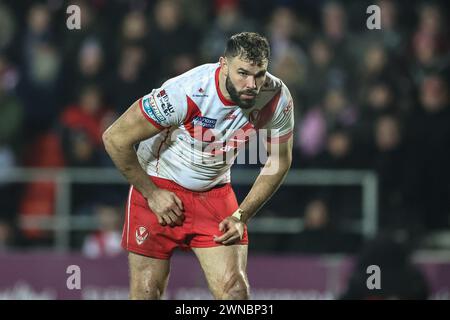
253, 91, 281, 129
184, 96, 203, 137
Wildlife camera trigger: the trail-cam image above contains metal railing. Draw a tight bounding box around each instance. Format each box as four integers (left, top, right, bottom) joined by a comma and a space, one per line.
0, 168, 378, 252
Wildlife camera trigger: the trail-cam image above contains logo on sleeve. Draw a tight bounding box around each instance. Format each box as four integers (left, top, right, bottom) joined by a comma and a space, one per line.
156, 90, 175, 117
142, 96, 166, 123
192, 116, 217, 129
135, 226, 149, 245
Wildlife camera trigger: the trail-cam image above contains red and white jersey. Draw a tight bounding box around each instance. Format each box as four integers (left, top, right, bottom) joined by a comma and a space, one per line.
137, 63, 294, 191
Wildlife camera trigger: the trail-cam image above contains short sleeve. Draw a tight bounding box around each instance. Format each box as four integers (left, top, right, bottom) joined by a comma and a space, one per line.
265, 84, 295, 144
139, 81, 187, 129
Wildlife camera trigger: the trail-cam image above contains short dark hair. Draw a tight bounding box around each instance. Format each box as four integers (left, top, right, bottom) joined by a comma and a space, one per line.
224, 32, 270, 65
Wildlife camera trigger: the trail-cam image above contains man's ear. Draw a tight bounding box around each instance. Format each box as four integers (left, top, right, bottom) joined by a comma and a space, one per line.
219, 56, 229, 76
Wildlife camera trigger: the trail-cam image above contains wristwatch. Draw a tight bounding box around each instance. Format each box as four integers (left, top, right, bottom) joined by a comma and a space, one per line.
232, 209, 244, 221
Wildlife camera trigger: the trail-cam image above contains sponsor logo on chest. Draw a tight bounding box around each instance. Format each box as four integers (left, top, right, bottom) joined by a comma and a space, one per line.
156, 90, 175, 116
193, 87, 209, 98
192, 116, 217, 129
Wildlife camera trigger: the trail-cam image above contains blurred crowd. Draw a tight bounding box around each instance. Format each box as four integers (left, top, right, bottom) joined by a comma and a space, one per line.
0, 0, 449, 253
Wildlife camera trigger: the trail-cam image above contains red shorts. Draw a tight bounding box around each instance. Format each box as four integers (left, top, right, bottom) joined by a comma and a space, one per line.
121, 176, 248, 259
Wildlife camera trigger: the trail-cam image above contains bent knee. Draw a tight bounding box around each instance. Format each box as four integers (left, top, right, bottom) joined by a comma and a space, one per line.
218, 273, 250, 300
130, 279, 166, 300
130, 269, 168, 300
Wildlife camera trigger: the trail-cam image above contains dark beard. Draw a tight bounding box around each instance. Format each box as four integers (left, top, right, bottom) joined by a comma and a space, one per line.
225, 76, 257, 109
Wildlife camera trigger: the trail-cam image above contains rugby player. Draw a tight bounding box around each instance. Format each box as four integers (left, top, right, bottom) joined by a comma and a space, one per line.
103, 32, 294, 299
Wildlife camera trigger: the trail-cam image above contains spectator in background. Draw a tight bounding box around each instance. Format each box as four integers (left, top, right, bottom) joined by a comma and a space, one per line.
411, 32, 447, 85
271, 45, 308, 105
61, 0, 110, 66
115, 9, 151, 69
18, 4, 62, 139
0, 55, 23, 157
267, 7, 302, 66
201, 0, 257, 62
15, 43, 65, 242
265, 5, 309, 111
356, 0, 406, 60
410, 3, 449, 84
415, 3, 448, 45
356, 39, 413, 112
289, 199, 361, 254
22, 4, 53, 61
82, 203, 123, 258
304, 37, 348, 106
59, 85, 113, 167
312, 128, 364, 225
294, 199, 334, 254
356, 41, 413, 113
119, 10, 149, 48
60, 0, 114, 104
372, 115, 407, 229
316, 129, 355, 169
320, 1, 354, 72
358, 43, 390, 90
356, 79, 399, 151
0, 55, 23, 239
68, 38, 106, 101
322, 88, 358, 130
363, 81, 396, 115
149, 0, 199, 80
297, 88, 358, 164
321, 1, 346, 44
107, 45, 148, 114
104, 10, 153, 114
376, 0, 405, 52
58, 85, 115, 215
404, 73, 450, 231
354, 41, 412, 146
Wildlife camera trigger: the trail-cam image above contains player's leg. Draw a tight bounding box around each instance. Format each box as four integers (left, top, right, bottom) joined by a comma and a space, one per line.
123, 181, 186, 300
128, 252, 171, 299
192, 244, 249, 300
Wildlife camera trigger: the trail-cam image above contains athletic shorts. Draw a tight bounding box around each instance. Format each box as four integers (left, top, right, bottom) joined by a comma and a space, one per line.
121, 176, 248, 259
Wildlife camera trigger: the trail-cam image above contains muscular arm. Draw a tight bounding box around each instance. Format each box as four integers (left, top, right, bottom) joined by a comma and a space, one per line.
102, 100, 161, 199
103, 100, 184, 226
214, 136, 292, 244
239, 136, 293, 224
